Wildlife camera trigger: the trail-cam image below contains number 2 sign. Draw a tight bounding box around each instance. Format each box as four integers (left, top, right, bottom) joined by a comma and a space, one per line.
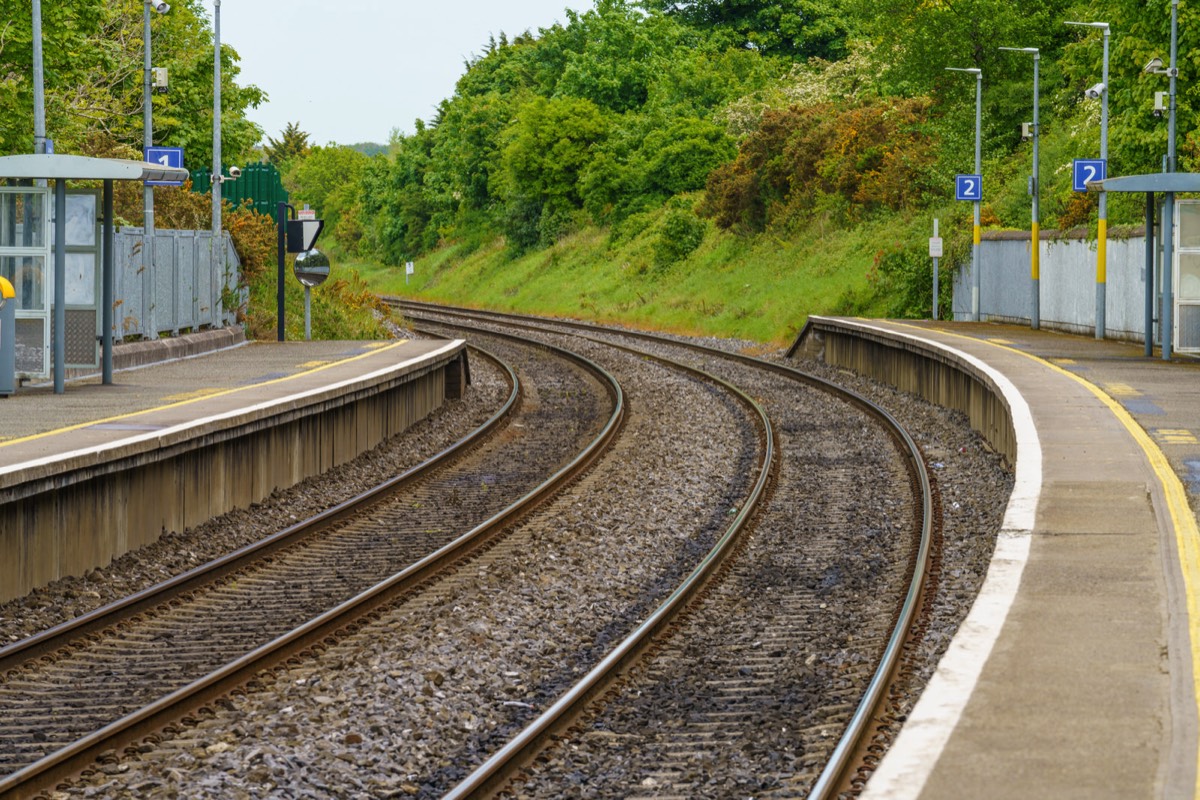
955, 174, 982, 202
1072, 159, 1106, 192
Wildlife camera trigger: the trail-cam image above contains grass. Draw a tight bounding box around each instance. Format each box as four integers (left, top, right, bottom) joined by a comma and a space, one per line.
356, 202, 912, 347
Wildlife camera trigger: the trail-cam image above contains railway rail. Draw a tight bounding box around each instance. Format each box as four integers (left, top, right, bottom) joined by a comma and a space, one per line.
392, 301, 935, 798
12, 304, 999, 799
0, 337, 624, 798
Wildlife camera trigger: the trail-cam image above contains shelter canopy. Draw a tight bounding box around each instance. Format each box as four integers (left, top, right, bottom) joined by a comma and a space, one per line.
0, 153, 188, 184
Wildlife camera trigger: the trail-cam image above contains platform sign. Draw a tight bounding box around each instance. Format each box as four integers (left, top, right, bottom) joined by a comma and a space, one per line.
144, 146, 184, 186
929, 236, 944, 258
1072, 159, 1106, 192
955, 174, 982, 202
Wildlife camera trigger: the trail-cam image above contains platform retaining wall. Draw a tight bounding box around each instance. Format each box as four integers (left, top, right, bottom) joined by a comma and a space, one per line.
0, 348, 468, 603
792, 318, 1015, 465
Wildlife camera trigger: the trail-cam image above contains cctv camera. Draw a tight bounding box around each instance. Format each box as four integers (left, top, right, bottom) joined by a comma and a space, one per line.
228, 166, 242, 179
1144, 57, 1164, 74
148, 1, 170, 13
1085, 82, 1106, 99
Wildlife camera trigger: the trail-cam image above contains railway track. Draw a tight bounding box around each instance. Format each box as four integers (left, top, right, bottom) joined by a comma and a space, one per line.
392, 301, 936, 798
0, 337, 624, 798
22, 304, 967, 799
41, 316, 777, 799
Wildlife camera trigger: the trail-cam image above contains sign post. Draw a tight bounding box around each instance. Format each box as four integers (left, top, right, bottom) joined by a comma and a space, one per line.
405, 260, 414, 285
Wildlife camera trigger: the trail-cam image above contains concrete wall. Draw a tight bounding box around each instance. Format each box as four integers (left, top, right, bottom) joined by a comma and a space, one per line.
794, 318, 1015, 466
952, 231, 1152, 342
0, 348, 466, 603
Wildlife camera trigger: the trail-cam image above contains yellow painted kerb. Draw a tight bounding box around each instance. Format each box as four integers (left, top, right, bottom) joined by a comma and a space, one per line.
896, 321, 1200, 797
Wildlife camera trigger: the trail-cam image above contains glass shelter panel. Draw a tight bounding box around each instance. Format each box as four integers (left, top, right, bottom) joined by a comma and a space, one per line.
0, 190, 47, 250
1180, 253, 1200, 302
1, 255, 46, 311
1180, 202, 1200, 250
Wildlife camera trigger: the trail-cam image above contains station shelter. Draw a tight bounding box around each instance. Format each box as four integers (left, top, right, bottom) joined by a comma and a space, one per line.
0, 154, 187, 393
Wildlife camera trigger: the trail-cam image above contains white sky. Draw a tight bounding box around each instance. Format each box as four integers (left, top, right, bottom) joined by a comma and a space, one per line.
217, 0, 595, 146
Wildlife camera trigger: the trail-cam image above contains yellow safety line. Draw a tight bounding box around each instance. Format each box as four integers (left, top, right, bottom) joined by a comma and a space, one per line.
894, 322, 1200, 794
0, 340, 411, 449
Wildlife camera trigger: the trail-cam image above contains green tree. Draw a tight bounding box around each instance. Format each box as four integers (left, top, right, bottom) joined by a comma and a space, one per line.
642, 0, 856, 59
264, 121, 311, 167
287, 145, 371, 247
493, 95, 609, 248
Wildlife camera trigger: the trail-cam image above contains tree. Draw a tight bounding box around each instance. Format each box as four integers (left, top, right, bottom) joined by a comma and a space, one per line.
641, 0, 856, 60
264, 121, 310, 167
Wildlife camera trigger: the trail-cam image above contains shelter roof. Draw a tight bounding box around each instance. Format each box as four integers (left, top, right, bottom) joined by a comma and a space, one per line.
0, 153, 188, 183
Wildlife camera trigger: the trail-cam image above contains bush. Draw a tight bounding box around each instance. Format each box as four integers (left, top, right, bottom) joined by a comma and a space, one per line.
653, 208, 707, 269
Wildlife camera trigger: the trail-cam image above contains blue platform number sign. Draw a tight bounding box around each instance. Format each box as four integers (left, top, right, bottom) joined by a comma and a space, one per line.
1072, 159, 1106, 192
955, 174, 983, 202
144, 146, 184, 186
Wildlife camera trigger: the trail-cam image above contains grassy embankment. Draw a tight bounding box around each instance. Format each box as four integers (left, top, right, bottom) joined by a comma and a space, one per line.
347, 200, 957, 348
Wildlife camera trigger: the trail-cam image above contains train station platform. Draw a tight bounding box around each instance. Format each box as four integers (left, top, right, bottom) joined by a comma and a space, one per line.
0, 330, 468, 603
793, 318, 1200, 799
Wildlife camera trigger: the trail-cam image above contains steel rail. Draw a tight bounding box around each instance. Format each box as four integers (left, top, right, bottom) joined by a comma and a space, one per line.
0, 336, 625, 800
416, 312, 776, 800
396, 300, 934, 798
0, 345, 517, 677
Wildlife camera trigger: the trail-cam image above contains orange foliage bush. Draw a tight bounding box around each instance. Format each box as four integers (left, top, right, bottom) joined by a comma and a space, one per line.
701, 97, 939, 233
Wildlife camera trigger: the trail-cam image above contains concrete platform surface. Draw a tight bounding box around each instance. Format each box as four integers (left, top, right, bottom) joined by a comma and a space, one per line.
0, 335, 455, 469
825, 321, 1200, 800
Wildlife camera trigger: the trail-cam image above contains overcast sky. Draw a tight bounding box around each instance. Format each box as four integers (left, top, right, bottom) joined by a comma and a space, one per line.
217, 1, 595, 147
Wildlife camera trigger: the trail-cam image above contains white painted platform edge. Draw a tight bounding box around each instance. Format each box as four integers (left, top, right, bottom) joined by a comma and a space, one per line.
825, 321, 1043, 800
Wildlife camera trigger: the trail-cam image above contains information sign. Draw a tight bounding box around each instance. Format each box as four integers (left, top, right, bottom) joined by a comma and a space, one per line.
955, 174, 982, 202
144, 146, 184, 186
1072, 159, 1107, 192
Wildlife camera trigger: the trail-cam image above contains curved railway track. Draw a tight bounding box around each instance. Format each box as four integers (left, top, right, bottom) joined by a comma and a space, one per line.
20, 304, 955, 799
392, 300, 935, 798
0, 338, 625, 798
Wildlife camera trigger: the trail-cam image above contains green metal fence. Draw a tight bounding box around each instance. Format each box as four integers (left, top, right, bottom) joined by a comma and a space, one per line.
191, 162, 289, 217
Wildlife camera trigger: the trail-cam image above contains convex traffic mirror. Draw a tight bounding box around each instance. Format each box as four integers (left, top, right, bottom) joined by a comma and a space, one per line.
293, 248, 330, 287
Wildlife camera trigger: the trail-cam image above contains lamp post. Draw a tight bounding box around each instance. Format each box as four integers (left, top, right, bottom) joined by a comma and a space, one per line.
1000, 46, 1040, 330
143, 1, 169, 339
1066, 20, 1110, 340
1163, 0, 1179, 358
212, 0, 223, 321
32, 0, 47, 154
947, 67, 982, 321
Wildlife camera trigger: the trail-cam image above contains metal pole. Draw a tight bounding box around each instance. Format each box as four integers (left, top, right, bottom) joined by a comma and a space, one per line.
53, 180, 65, 394
1163, 0, 1179, 359
1145, 192, 1155, 357
1031, 52, 1041, 330
973, 70, 982, 322
212, 0, 224, 326
143, 2, 157, 339
1096, 26, 1110, 340
32, 0, 47, 154
277, 201, 287, 342
304, 286, 312, 340
103, 180, 114, 383
932, 218, 940, 320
